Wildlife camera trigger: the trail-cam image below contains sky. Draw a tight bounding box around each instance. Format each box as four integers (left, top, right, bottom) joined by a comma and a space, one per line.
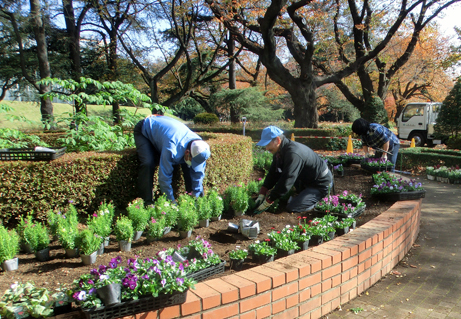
435, 5, 461, 41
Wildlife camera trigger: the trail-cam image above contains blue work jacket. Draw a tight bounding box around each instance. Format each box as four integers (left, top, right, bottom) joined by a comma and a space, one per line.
141, 116, 206, 200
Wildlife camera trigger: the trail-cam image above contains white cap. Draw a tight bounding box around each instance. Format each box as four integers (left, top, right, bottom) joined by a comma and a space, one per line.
190, 140, 211, 170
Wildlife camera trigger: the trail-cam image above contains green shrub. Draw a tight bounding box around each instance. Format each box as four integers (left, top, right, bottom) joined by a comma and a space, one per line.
193, 113, 219, 125
75, 228, 102, 255
114, 216, 134, 242
435, 77, 461, 139
127, 198, 150, 232
177, 194, 199, 231
23, 221, 50, 252
0, 225, 19, 263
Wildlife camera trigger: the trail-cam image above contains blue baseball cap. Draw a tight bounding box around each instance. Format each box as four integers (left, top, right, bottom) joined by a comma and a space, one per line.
190, 140, 211, 171
256, 126, 284, 146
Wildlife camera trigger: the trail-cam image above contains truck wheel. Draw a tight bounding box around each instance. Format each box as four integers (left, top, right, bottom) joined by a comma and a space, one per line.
409, 133, 425, 147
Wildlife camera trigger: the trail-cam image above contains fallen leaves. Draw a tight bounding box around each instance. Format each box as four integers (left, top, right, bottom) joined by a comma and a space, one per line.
410, 264, 417, 268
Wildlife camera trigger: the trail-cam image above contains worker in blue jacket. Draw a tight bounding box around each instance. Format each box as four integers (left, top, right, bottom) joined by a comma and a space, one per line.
133, 115, 211, 205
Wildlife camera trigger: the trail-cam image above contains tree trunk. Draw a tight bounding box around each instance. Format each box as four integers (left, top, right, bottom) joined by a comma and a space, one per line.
108, 32, 120, 123
228, 34, 239, 123
30, 0, 53, 126
288, 80, 318, 128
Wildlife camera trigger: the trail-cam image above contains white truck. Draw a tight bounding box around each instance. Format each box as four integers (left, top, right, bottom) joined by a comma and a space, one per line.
396, 102, 443, 147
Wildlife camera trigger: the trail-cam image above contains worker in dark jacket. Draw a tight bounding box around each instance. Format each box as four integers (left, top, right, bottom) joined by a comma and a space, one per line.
134, 115, 211, 205
254, 126, 333, 214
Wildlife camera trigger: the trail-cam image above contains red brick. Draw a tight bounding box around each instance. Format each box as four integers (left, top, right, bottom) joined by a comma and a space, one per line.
321, 302, 332, 316
322, 263, 341, 280
304, 251, 331, 269
239, 311, 256, 319
193, 283, 220, 310
311, 246, 342, 265
272, 299, 286, 314
299, 289, 310, 302
204, 279, 238, 304
272, 282, 298, 301
299, 272, 321, 290
286, 294, 299, 308
136, 311, 158, 319
311, 283, 321, 297
181, 315, 201, 319
342, 255, 358, 272
331, 274, 341, 287
256, 305, 271, 319
299, 295, 321, 315
240, 292, 271, 313
251, 266, 286, 288
276, 257, 311, 278
358, 248, 372, 263
265, 261, 299, 282
236, 270, 271, 293
159, 305, 180, 319
180, 291, 201, 316
310, 308, 322, 319
202, 303, 239, 319
221, 274, 255, 298
340, 277, 357, 295
321, 279, 331, 292
322, 287, 340, 304
272, 306, 298, 319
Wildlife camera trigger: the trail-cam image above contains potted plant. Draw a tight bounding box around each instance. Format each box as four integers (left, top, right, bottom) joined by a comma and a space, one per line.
229, 247, 248, 271
127, 198, 149, 240
75, 229, 102, 265
274, 238, 299, 258
208, 190, 224, 221
145, 216, 166, 243
0, 225, 20, 272
333, 164, 344, 177
95, 201, 115, 246
151, 194, 178, 232
16, 215, 34, 254
177, 195, 199, 238
22, 221, 50, 262
196, 196, 212, 227
426, 166, 435, 180
88, 207, 113, 249
248, 240, 277, 264
371, 172, 425, 200
114, 216, 134, 251
293, 224, 311, 250
57, 210, 80, 258
226, 183, 249, 216
47, 210, 61, 241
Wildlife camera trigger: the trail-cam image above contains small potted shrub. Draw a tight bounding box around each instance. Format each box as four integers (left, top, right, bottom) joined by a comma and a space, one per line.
22, 221, 50, 262
75, 229, 102, 265
196, 196, 212, 227
226, 183, 249, 216
127, 198, 149, 240
0, 225, 20, 271
114, 216, 134, 251
88, 209, 112, 249
229, 247, 248, 271
16, 215, 34, 254
177, 195, 199, 238
95, 201, 115, 246
145, 216, 166, 243
56, 210, 80, 258
208, 190, 224, 221
151, 194, 178, 233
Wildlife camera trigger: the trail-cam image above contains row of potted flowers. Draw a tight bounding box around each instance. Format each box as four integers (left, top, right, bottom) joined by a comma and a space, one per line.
426, 165, 461, 183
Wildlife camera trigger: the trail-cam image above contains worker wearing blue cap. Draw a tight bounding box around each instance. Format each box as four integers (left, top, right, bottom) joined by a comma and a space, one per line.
253, 126, 333, 214
134, 115, 211, 205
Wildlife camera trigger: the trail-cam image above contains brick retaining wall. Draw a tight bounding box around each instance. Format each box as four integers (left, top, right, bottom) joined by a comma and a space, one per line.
75, 199, 422, 319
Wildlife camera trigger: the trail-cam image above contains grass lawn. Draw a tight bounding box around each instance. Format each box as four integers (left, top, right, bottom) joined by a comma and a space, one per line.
0, 100, 153, 131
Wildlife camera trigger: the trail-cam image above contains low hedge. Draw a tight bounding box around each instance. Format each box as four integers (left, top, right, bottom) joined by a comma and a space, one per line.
397, 147, 461, 169
0, 133, 253, 224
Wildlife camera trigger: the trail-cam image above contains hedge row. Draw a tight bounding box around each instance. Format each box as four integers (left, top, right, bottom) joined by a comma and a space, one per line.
397, 147, 461, 169
0, 133, 253, 225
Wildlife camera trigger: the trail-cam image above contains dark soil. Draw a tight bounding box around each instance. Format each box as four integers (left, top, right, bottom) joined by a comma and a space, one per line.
0, 163, 394, 294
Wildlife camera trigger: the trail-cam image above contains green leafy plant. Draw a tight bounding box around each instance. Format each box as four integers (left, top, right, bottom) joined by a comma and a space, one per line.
146, 216, 166, 240
127, 198, 150, 232
229, 247, 248, 260
22, 221, 50, 252
56, 205, 80, 250
114, 216, 134, 242
195, 196, 212, 220
0, 225, 19, 263
75, 229, 102, 256
88, 201, 115, 238
350, 307, 364, 314
0, 282, 54, 319
371, 172, 425, 194
150, 194, 178, 228
248, 240, 277, 257
253, 148, 273, 170
225, 183, 250, 213
193, 112, 219, 125
207, 190, 224, 218
177, 195, 199, 231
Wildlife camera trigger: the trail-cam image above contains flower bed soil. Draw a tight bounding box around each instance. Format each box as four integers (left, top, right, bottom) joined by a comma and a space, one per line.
0, 164, 395, 294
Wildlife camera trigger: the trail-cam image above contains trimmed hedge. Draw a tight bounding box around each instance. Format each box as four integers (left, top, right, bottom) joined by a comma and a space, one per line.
0, 133, 253, 225
191, 127, 336, 149
397, 147, 461, 169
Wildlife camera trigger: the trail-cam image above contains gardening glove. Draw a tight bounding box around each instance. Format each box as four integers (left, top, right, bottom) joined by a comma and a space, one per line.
253, 199, 273, 215
254, 194, 265, 207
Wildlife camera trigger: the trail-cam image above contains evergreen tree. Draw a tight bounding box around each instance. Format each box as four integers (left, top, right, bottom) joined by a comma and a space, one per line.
435, 77, 461, 138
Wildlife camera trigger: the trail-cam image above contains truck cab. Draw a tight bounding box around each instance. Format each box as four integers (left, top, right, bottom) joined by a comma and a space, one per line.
396, 102, 442, 147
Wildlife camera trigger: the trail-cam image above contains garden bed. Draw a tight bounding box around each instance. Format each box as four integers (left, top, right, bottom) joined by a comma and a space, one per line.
0, 163, 398, 295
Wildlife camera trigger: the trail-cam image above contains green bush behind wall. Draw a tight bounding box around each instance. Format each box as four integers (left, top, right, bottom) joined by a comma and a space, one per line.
0, 133, 253, 225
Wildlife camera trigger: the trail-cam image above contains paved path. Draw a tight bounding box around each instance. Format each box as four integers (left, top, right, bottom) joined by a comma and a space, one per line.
324, 175, 461, 319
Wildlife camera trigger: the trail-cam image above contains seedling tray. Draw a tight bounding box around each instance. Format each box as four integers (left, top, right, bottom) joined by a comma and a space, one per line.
186, 260, 226, 282
0, 147, 66, 161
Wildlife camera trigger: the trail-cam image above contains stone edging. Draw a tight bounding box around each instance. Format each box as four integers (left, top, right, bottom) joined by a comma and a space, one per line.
65, 199, 421, 319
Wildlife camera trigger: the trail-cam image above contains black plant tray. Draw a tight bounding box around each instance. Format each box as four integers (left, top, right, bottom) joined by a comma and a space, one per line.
81, 290, 187, 319
372, 190, 426, 201
361, 164, 394, 173
0, 147, 66, 161
314, 205, 366, 218
186, 260, 226, 282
